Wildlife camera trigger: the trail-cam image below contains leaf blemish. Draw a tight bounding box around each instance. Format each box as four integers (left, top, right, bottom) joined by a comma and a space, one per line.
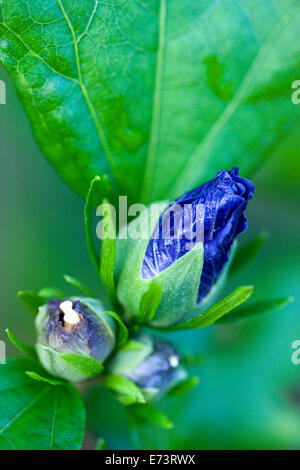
104, 95, 145, 152
203, 55, 232, 100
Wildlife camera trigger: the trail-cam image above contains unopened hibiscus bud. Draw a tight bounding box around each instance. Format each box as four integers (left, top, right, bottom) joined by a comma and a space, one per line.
35, 297, 116, 381
109, 335, 186, 400
116, 168, 254, 326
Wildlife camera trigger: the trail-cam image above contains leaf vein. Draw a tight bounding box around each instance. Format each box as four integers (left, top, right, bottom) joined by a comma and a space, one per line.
57, 0, 121, 189
0, 22, 78, 84
0, 387, 49, 436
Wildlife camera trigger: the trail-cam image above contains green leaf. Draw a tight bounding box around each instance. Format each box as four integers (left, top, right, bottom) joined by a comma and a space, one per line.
95, 438, 106, 450
99, 200, 117, 307
128, 404, 173, 430
18, 291, 45, 317
165, 286, 254, 330
230, 231, 269, 275
25, 371, 65, 386
0, 359, 85, 450
38, 287, 65, 299
63, 274, 95, 298
168, 377, 199, 397
103, 374, 145, 405
136, 282, 163, 324
61, 353, 103, 378
218, 296, 293, 324
5, 329, 37, 360
1, 2, 300, 203
102, 311, 128, 348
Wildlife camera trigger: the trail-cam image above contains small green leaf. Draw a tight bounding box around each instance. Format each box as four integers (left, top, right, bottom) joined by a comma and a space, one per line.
61, 354, 104, 378
84, 176, 102, 270
129, 403, 174, 429
6, 329, 37, 360
168, 377, 199, 397
0, 359, 85, 450
102, 311, 128, 348
95, 438, 106, 450
18, 291, 45, 317
166, 286, 254, 330
103, 374, 145, 405
25, 371, 65, 386
136, 282, 162, 324
99, 200, 117, 307
63, 274, 95, 298
218, 296, 293, 324
230, 231, 269, 275
38, 287, 65, 299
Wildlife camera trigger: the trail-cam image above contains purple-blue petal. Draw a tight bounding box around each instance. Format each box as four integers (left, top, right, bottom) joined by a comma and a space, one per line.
141, 167, 254, 303
46, 299, 112, 360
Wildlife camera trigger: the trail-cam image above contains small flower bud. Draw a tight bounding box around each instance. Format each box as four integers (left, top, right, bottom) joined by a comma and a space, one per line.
109, 335, 186, 400
116, 168, 254, 326
35, 297, 116, 382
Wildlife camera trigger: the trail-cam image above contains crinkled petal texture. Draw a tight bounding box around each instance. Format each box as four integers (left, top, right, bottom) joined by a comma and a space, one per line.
41, 299, 114, 362
142, 168, 254, 303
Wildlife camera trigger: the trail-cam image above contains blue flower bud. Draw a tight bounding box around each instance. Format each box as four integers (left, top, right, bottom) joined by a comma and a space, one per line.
109, 335, 186, 400
116, 167, 254, 327
142, 167, 254, 303
35, 297, 116, 381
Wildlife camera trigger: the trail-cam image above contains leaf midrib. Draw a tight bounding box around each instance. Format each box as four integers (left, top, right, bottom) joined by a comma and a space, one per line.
56, 0, 122, 190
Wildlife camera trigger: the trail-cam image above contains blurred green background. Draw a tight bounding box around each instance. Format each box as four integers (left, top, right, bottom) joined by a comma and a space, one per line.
1, 64, 300, 450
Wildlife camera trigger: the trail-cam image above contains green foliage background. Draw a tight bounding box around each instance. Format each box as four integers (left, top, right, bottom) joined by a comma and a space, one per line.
1, 62, 300, 449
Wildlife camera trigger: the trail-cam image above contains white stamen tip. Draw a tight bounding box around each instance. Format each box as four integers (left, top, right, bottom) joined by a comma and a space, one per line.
169, 355, 179, 368
60, 300, 81, 325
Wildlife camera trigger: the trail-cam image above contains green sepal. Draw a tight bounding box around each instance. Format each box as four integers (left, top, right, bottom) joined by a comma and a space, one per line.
217, 296, 293, 324
36, 345, 104, 382
168, 376, 199, 397
102, 310, 128, 348
18, 288, 64, 317
63, 274, 95, 298
230, 231, 269, 275
99, 200, 117, 307
25, 371, 66, 386
6, 329, 37, 360
136, 281, 162, 324
18, 291, 45, 317
84, 176, 102, 270
103, 373, 146, 405
38, 287, 65, 299
128, 403, 174, 429
159, 285, 254, 330
151, 245, 204, 327
60, 353, 104, 377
